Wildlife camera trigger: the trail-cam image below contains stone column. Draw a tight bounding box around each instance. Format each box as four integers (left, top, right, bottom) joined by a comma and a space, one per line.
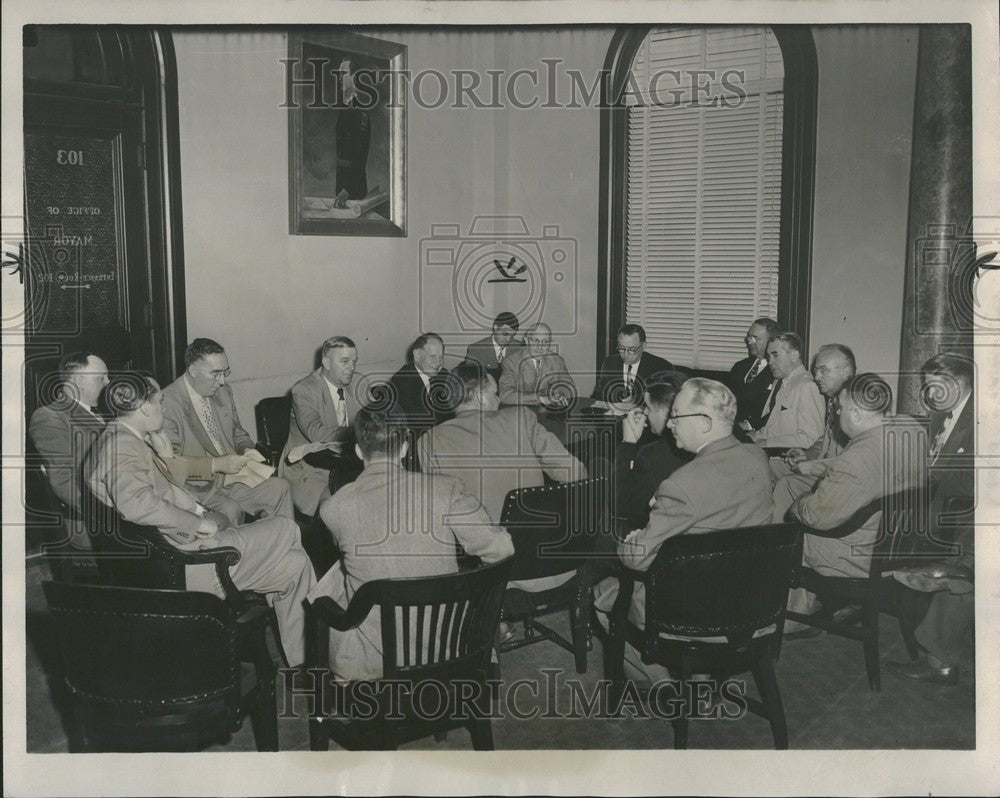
897, 25, 973, 414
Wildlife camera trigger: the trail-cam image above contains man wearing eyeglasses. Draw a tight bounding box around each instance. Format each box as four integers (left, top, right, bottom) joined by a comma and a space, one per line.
160, 337, 294, 521
591, 323, 673, 406
594, 378, 773, 684
498, 321, 576, 408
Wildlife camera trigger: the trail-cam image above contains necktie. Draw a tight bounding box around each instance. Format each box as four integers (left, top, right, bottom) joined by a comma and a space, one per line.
745, 359, 763, 384
533, 358, 543, 390
929, 411, 952, 460
625, 364, 634, 392
820, 396, 836, 458
761, 378, 783, 423
497, 347, 505, 364
200, 396, 226, 454
336, 387, 347, 427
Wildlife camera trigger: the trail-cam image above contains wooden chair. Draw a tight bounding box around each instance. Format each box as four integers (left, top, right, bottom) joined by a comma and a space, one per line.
43, 580, 278, 751
254, 395, 292, 467
498, 477, 614, 674
604, 523, 800, 749
783, 488, 930, 691
306, 558, 513, 751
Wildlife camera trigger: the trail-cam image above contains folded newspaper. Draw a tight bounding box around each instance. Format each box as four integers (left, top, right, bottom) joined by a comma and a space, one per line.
285, 440, 345, 464
223, 458, 275, 488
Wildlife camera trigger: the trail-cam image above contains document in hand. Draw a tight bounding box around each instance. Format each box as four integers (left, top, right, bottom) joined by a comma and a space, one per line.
223, 459, 275, 488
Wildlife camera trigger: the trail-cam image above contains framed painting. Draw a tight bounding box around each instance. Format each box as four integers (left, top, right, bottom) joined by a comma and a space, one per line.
287, 30, 406, 236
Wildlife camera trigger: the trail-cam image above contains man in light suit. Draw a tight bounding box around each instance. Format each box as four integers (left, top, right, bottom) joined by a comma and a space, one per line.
386, 332, 455, 436
28, 351, 110, 551
498, 322, 576, 408
87, 373, 315, 667
772, 343, 856, 479
751, 332, 825, 449
729, 317, 779, 431
308, 407, 514, 682
417, 361, 586, 524
281, 336, 362, 516
591, 323, 673, 406
161, 338, 293, 522
773, 374, 925, 630
594, 378, 773, 683
464, 311, 523, 383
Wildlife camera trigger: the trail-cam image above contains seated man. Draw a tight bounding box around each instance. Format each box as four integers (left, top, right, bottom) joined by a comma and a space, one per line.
594, 378, 773, 683
161, 338, 293, 522
465, 311, 523, 383
592, 323, 673, 406
614, 377, 691, 524
773, 374, 925, 628
387, 332, 454, 435
87, 373, 315, 667
28, 351, 110, 551
751, 331, 825, 449
729, 317, 779, 430
281, 335, 361, 515
772, 343, 856, 479
498, 322, 576, 408
308, 407, 514, 682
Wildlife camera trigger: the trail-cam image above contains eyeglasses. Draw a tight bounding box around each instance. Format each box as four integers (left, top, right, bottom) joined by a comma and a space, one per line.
525, 337, 550, 346
616, 345, 644, 354
667, 411, 711, 422
201, 367, 231, 380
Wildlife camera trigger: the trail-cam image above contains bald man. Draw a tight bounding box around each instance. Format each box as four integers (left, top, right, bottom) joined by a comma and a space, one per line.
497, 322, 576, 408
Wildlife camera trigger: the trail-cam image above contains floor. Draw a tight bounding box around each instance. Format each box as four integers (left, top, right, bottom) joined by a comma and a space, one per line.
24, 557, 975, 752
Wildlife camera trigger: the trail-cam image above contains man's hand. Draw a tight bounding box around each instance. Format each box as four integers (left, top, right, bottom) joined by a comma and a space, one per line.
540, 393, 568, 410
203, 510, 233, 532
622, 408, 647, 443
793, 459, 828, 477
146, 430, 176, 460
196, 517, 220, 538
213, 454, 249, 474
243, 448, 267, 463
784, 448, 806, 466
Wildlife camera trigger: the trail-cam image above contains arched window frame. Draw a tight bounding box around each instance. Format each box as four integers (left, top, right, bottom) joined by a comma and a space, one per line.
597, 25, 818, 375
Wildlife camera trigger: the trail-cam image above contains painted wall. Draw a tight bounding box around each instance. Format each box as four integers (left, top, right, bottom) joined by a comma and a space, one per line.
809, 25, 919, 376
174, 25, 919, 430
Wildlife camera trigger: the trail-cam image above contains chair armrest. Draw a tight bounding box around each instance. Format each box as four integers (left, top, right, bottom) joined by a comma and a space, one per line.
309, 582, 380, 632
236, 603, 274, 631
254, 442, 278, 467
131, 524, 242, 567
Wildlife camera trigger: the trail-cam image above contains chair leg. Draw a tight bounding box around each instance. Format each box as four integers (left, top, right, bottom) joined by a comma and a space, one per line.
251, 678, 279, 751
470, 717, 495, 751
862, 601, 881, 692
671, 656, 691, 750
750, 650, 788, 750
571, 583, 590, 674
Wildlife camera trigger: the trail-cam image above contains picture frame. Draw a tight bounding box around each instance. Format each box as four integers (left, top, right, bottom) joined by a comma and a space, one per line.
287, 30, 406, 236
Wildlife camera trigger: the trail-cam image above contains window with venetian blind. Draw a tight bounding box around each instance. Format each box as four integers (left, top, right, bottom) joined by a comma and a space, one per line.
623, 26, 785, 370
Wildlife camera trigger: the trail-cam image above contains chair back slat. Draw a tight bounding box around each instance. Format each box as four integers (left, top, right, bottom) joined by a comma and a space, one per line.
499, 478, 613, 580
644, 523, 800, 641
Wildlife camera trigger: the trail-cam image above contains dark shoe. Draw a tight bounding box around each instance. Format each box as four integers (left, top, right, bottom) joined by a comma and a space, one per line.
885, 657, 958, 685
784, 626, 825, 642
498, 621, 520, 645
831, 603, 862, 623
893, 562, 973, 595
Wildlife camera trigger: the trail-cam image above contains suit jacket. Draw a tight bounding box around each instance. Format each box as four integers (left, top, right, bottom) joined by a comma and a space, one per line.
280, 369, 362, 515
308, 462, 514, 682
728, 356, 774, 430
755, 365, 825, 448
928, 395, 974, 547
803, 395, 849, 460
613, 435, 692, 525
591, 351, 674, 404
612, 435, 773, 627
498, 348, 576, 406
160, 376, 255, 491
465, 336, 523, 381
416, 406, 587, 523
28, 400, 107, 509
386, 362, 455, 433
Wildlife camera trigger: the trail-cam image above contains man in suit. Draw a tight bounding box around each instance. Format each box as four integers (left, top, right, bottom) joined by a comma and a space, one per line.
594, 378, 773, 683
28, 351, 110, 551
730, 317, 779, 431
920, 352, 974, 549
161, 338, 293, 522
464, 311, 523, 383
773, 374, 925, 632
498, 322, 576, 408
281, 335, 362, 516
751, 332, 825, 449
87, 373, 315, 667
614, 376, 691, 524
592, 323, 673, 406
417, 361, 587, 524
308, 406, 514, 682
386, 332, 455, 436
772, 343, 856, 479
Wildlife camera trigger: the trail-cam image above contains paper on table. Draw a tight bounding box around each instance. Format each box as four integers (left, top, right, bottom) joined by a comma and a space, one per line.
223, 458, 275, 489
285, 440, 344, 464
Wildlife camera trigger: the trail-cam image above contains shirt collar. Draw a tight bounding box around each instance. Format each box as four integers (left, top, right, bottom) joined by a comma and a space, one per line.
73, 398, 99, 417
184, 373, 208, 407
117, 420, 145, 441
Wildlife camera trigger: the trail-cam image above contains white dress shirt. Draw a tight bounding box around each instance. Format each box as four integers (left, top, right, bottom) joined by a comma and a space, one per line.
184, 375, 226, 455
323, 375, 349, 427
